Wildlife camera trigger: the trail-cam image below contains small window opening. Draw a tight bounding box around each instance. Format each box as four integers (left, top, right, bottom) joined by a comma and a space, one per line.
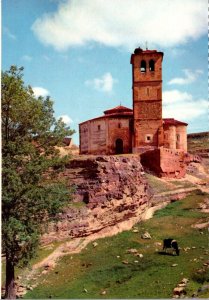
118, 123, 121, 128
140, 60, 146, 73
176, 134, 180, 141
98, 125, 101, 131
149, 59, 155, 71
147, 88, 149, 96
145, 134, 153, 143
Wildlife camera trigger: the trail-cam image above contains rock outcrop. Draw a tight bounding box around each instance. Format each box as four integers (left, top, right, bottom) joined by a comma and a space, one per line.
41, 155, 151, 244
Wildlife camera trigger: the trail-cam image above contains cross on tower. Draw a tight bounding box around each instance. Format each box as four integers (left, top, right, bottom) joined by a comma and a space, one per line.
145, 41, 148, 50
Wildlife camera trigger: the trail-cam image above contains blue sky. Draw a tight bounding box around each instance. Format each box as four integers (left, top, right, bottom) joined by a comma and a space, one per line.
2, 0, 208, 145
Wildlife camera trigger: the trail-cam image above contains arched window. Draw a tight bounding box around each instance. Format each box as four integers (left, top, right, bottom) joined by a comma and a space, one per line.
140, 60, 146, 72
149, 59, 155, 71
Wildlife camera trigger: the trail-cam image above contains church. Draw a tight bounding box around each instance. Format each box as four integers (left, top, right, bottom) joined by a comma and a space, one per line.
79, 47, 187, 156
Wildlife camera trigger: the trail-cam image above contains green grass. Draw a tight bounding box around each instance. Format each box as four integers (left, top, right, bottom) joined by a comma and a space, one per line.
23, 191, 209, 299
145, 173, 174, 193
145, 173, 196, 194
69, 201, 86, 208
170, 180, 196, 189
1, 241, 61, 288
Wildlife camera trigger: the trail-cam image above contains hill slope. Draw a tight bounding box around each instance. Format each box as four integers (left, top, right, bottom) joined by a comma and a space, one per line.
15, 191, 209, 299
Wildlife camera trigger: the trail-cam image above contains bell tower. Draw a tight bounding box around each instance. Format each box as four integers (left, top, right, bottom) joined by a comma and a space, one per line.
130, 47, 164, 152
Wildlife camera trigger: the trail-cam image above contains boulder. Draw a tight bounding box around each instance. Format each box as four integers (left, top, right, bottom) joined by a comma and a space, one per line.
127, 248, 138, 254
141, 231, 151, 239
181, 278, 189, 284
173, 287, 186, 296
171, 264, 178, 267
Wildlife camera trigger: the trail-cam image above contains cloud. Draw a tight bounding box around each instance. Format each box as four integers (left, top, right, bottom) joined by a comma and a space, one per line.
163, 90, 192, 105
3, 27, 16, 40
168, 69, 203, 85
85, 72, 117, 93
58, 115, 73, 125
163, 89, 208, 121
22, 55, 33, 62
32, 0, 207, 51
32, 87, 50, 97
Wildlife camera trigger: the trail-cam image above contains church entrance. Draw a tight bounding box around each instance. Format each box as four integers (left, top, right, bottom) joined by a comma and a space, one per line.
115, 138, 123, 154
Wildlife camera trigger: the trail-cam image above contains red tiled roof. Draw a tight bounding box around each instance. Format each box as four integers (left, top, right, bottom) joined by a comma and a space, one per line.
79, 106, 133, 125
163, 118, 188, 126
104, 105, 133, 115
142, 50, 157, 53
79, 108, 187, 127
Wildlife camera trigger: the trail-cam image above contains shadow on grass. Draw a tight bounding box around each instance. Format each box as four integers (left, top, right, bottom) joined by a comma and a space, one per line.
158, 251, 175, 256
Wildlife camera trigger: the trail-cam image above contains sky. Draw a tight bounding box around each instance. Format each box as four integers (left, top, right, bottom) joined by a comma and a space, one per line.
2, 0, 208, 145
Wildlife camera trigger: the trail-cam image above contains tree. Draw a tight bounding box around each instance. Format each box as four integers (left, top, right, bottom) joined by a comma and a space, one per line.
2, 66, 75, 299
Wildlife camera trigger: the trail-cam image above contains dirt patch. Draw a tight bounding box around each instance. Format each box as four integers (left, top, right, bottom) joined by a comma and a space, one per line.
192, 221, 209, 229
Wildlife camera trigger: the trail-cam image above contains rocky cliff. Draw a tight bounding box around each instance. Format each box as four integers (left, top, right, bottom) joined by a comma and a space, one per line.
41, 155, 151, 244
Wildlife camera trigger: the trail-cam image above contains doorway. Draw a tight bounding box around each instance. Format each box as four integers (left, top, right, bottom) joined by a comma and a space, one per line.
115, 138, 123, 154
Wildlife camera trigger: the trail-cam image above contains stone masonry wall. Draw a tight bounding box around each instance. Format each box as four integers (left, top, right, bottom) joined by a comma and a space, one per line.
107, 118, 131, 154
140, 148, 187, 178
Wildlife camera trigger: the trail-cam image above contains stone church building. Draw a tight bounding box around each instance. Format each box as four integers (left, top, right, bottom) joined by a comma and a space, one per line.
79, 47, 187, 156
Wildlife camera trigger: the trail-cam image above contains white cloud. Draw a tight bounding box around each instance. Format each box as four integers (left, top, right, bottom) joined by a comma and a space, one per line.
163, 90, 192, 105
85, 72, 117, 93
22, 55, 33, 62
163, 89, 208, 121
32, 87, 50, 98
168, 69, 203, 85
32, 0, 207, 51
59, 115, 73, 125
3, 27, 16, 40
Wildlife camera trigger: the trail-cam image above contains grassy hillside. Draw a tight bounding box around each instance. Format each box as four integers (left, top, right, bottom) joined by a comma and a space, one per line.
187, 132, 209, 154
24, 191, 209, 299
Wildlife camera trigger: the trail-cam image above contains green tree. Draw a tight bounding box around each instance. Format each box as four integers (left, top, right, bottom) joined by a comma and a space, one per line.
2, 66, 75, 299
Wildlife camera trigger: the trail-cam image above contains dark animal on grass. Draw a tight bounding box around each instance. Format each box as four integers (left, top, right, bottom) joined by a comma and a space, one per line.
163, 239, 180, 256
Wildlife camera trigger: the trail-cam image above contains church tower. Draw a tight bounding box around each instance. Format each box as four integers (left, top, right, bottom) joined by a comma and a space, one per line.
130, 47, 164, 152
